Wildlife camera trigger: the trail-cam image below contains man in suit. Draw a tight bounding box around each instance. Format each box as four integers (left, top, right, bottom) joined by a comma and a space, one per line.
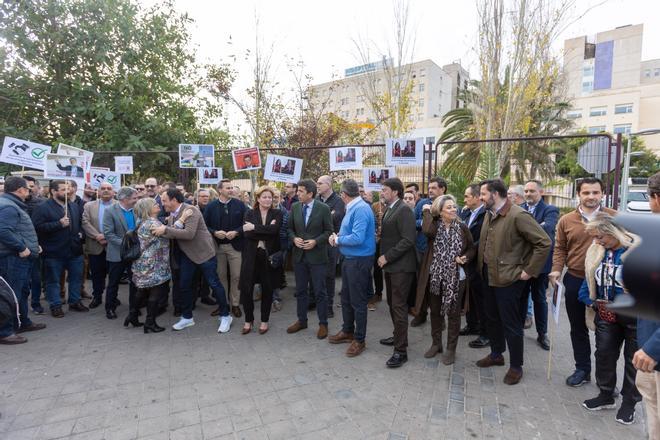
82, 182, 115, 309
377, 178, 417, 368
102, 186, 138, 321
287, 179, 333, 339
152, 188, 233, 333
459, 184, 489, 349
521, 179, 559, 351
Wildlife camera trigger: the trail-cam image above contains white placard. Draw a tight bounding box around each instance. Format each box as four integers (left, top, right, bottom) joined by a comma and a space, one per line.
114, 156, 133, 174
264, 154, 302, 184
385, 137, 424, 166
198, 167, 223, 185
329, 146, 363, 171
0, 137, 52, 170
89, 168, 121, 190
178, 144, 215, 168
363, 167, 396, 191
45, 153, 86, 179
551, 281, 564, 325
232, 147, 262, 172
56, 143, 94, 173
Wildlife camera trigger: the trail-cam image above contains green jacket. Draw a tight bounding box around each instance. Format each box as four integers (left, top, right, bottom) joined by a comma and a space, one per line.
379, 199, 417, 273
288, 200, 333, 265
478, 199, 551, 287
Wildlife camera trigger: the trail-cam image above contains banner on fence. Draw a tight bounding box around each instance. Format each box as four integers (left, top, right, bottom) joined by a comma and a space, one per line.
178, 144, 215, 168
115, 156, 134, 174
198, 167, 223, 185
329, 146, 362, 171
0, 137, 52, 170
264, 154, 302, 184
386, 137, 423, 166
363, 167, 396, 191
232, 147, 261, 172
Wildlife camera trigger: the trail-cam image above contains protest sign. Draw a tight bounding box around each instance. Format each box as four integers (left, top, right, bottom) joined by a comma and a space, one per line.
329, 146, 362, 171
90, 168, 121, 190
198, 167, 223, 185
114, 156, 134, 174
0, 137, 51, 170
179, 144, 215, 168
57, 143, 94, 173
363, 167, 396, 191
264, 154, 302, 184
385, 137, 424, 166
232, 147, 261, 172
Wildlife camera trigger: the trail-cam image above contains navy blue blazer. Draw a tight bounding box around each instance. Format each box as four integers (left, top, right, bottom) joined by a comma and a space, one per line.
203, 198, 247, 251
521, 199, 559, 274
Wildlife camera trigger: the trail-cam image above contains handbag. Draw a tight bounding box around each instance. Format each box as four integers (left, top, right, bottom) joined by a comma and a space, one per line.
267, 250, 284, 269
0, 276, 20, 328
120, 229, 141, 263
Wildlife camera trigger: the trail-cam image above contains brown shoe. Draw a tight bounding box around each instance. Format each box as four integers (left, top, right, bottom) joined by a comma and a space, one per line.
317, 324, 328, 340
328, 331, 354, 344
346, 340, 365, 357
442, 350, 456, 365
16, 323, 47, 334
69, 302, 89, 312
503, 368, 523, 385
424, 344, 443, 358
410, 314, 427, 327
81, 290, 93, 299
51, 307, 64, 318
232, 306, 242, 318
210, 307, 220, 317
287, 321, 308, 334
0, 334, 28, 345
476, 354, 505, 368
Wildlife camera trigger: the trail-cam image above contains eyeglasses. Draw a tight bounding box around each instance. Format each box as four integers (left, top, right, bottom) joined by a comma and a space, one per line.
145, 185, 156, 188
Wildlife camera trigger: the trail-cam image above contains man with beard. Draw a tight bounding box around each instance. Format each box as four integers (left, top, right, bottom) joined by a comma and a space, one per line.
32, 180, 88, 317
549, 177, 616, 387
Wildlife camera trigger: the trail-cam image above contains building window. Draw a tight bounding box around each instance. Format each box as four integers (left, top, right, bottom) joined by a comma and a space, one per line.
613, 124, 632, 135
614, 103, 633, 114
582, 81, 594, 93
589, 106, 607, 117
419, 68, 426, 77
418, 112, 424, 121
418, 83, 425, 93
645, 69, 652, 78
655, 68, 660, 77
340, 97, 349, 106
357, 95, 365, 103
567, 109, 582, 119
356, 108, 365, 116
588, 126, 606, 134
418, 98, 424, 108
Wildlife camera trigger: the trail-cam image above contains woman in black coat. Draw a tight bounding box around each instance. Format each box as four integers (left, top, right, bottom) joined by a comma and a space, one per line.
239, 185, 283, 335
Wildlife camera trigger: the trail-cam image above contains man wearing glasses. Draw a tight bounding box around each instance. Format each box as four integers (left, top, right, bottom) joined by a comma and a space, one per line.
133, 184, 146, 199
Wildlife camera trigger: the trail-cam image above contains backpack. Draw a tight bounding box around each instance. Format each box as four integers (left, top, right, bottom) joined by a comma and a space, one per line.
120, 229, 141, 262
0, 276, 20, 328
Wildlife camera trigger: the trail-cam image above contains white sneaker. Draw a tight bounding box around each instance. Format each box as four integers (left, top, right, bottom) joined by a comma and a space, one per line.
172, 317, 195, 331
218, 315, 233, 333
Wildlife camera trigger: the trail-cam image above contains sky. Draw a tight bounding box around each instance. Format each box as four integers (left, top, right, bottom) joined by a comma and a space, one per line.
140, 0, 660, 135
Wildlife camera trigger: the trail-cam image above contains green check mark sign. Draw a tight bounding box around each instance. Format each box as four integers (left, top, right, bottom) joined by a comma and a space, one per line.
107, 176, 117, 184
31, 148, 47, 159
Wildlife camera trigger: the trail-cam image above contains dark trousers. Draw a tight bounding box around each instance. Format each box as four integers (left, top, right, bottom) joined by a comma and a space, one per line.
385, 272, 414, 353
136, 282, 168, 323
88, 251, 108, 299
429, 280, 466, 351
340, 256, 373, 343
373, 244, 383, 296
30, 257, 42, 308
464, 267, 487, 336
564, 272, 591, 373
325, 245, 338, 309
0, 255, 34, 336
294, 259, 328, 325
482, 267, 527, 369
416, 250, 430, 318
594, 314, 642, 403
523, 273, 549, 336
107, 260, 136, 312
240, 249, 273, 323
191, 268, 211, 304
179, 254, 229, 319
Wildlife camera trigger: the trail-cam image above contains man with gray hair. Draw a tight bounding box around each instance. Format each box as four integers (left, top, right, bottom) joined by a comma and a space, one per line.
328, 179, 376, 357
103, 186, 139, 322
507, 185, 525, 206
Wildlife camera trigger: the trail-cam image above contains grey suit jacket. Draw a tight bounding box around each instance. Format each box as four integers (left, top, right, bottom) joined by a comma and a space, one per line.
102, 203, 136, 262
82, 199, 116, 255
379, 199, 417, 273
162, 203, 216, 265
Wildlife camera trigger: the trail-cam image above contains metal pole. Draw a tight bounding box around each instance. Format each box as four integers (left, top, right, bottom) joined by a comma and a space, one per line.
427, 141, 433, 183
606, 138, 612, 208
619, 134, 632, 212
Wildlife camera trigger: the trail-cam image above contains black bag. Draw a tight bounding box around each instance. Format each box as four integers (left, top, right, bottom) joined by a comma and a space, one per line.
120, 229, 141, 262
0, 276, 19, 328
267, 251, 284, 269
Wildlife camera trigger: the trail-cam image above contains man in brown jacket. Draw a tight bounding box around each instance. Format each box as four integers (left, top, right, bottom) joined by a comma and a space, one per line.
549, 177, 616, 387
152, 189, 232, 333
476, 179, 551, 385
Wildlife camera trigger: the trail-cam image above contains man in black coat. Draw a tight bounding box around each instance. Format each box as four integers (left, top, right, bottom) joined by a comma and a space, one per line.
459, 184, 489, 348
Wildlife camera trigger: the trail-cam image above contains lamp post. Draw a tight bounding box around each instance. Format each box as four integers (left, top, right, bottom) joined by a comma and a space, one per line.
620, 128, 660, 211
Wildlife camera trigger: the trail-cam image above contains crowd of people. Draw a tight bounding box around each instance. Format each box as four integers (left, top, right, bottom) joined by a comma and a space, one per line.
1, 170, 660, 434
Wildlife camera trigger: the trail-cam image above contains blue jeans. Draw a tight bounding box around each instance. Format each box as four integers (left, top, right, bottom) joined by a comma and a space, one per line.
179, 254, 229, 319
294, 259, 328, 325
340, 256, 373, 343
43, 255, 83, 309
30, 257, 42, 308
0, 255, 34, 336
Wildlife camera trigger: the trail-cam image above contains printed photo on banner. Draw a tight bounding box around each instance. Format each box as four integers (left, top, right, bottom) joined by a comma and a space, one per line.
90, 168, 121, 191
44, 154, 87, 187
363, 167, 396, 191
551, 281, 564, 325
198, 167, 223, 185
114, 156, 133, 174
56, 143, 94, 173
264, 154, 302, 184
385, 137, 424, 166
0, 137, 52, 170
178, 144, 215, 168
329, 146, 362, 171
232, 147, 261, 171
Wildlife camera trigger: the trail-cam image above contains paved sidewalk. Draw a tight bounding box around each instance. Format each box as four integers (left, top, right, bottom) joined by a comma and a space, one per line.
0, 277, 648, 439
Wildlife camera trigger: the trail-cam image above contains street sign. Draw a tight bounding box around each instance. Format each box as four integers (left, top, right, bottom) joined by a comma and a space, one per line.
577, 137, 619, 176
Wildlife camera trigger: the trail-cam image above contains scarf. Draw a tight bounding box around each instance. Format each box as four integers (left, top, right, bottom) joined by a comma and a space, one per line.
429, 219, 464, 315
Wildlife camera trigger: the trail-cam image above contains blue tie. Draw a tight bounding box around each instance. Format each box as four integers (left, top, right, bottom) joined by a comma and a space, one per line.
303, 204, 309, 226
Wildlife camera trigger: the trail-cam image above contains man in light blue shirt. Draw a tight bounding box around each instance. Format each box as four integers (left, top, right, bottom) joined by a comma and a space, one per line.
328, 179, 375, 357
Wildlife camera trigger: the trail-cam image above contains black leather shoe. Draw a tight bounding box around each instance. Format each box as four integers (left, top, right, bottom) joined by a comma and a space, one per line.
89, 297, 102, 309
386, 352, 408, 368
537, 334, 550, 351
566, 369, 591, 387
410, 315, 427, 327
459, 325, 479, 336
69, 302, 89, 312
106, 309, 117, 320
379, 336, 394, 346
468, 336, 490, 348
200, 297, 217, 306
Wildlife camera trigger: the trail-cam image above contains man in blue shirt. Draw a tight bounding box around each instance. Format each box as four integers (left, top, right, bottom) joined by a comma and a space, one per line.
328, 179, 375, 358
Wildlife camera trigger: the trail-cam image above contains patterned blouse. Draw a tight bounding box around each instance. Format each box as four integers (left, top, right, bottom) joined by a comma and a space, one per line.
131, 218, 171, 288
